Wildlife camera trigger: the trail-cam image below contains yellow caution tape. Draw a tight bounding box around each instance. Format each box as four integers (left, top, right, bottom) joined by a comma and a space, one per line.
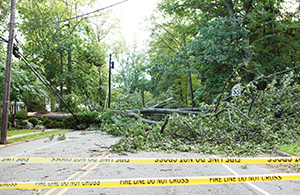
0, 157, 300, 164
0, 174, 299, 190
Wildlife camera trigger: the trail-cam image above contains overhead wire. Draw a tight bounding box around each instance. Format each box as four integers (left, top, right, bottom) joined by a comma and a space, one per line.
0, 35, 8, 43
0, 35, 80, 122
21, 0, 129, 29
16, 49, 81, 123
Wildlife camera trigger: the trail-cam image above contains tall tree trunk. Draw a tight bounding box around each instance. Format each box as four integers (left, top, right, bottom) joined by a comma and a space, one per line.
187, 62, 194, 108
224, 0, 235, 19
60, 49, 63, 97
99, 67, 103, 107
142, 87, 145, 107
67, 46, 72, 94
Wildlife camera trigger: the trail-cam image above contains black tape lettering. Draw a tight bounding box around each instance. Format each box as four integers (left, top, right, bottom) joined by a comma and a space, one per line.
195, 158, 206, 163
115, 159, 130, 163
0, 183, 18, 188
73, 159, 86, 163
179, 159, 193, 163
147, 180, 155, 184
69, 182, 81, 186
267, 159, 272, 162
238, 177, 247, 182
82, 181, 101, 186
156, 179, 167, 184
48, 182, 59, 187
224, 177, 236, 182
225, 159, 240, 163
209, 177, 222, 183
133, 180, 146, 185
51, 158, 72, 163
248, 176, 259, 182
88, 159, 97, 163
208, 158, 219, 163
16, 158, 29, 163
261, 176, 282, 181
1, 158, 14, 162
35, 182, 47, 186
155, 159, 177, 163
120, 180, 132, 185
169, 178, 189, 184
61, 182, 69, 186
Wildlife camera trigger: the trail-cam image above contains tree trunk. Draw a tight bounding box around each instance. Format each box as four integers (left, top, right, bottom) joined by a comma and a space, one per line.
67, 45, 72, 95
127, 108, 203, 115
99, 67, 103, 107
224, 0, 235, 19
187, 62, 194, 108
142, 87, 145, 107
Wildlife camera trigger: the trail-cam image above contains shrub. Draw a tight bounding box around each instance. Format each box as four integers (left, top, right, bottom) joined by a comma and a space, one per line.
8, 121, 11, 129
52, 121, 64, 129
42, 117, 52, 128
63, 111, 103, 129
16, 110, 28, 120
28, 117, 39, 127
18, 120, 29, 128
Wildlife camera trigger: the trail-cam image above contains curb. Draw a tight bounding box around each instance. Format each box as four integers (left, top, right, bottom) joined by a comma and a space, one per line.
0, 130, 71, 149
275, 148, 295, 157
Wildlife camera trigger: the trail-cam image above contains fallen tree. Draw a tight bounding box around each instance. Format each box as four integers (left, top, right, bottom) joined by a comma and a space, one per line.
101, 68, 300, 156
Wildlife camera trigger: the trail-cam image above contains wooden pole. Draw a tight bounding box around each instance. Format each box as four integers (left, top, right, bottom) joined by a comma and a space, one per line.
108, 54, 112, 108
1, 0, 16, 144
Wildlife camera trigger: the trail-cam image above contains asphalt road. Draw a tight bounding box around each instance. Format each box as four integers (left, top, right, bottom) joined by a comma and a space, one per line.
0, 130, 299, 195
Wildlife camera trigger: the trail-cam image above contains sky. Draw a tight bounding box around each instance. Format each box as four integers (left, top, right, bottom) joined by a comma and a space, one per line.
98, 0, 161, 48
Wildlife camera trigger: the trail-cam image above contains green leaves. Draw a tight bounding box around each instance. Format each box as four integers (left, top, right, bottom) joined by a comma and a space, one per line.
96, 68, 300, 156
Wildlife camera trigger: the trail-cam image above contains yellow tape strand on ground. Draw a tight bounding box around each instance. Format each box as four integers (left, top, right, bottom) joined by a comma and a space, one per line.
0, 174, 299, 190
1, 157, 300, 164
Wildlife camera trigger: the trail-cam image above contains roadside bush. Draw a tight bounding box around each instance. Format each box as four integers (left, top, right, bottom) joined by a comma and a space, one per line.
28, 117, 39, 127
16, 110, 28, 120
8, 121, 11, 129
63, 111, 104, 129
8, 114, 12, 123
18, 120, 29, 128
42, 117, 52, 128
52, 121, 64, 129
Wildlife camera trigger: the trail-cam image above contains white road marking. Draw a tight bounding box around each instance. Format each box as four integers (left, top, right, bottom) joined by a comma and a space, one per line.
9, 141, 65, 157
212, 155, 271, 195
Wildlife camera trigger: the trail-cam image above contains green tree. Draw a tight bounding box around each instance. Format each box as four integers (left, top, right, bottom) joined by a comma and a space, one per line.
147, 9, 201, 107
113, 47, 150, 108
17, 0, 116, 110
149, 0, 300, 104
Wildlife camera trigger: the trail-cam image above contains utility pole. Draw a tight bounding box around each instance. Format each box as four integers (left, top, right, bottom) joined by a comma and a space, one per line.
1, 0, 16, 144
108, 53, 115, 108
108, 54, 112, 108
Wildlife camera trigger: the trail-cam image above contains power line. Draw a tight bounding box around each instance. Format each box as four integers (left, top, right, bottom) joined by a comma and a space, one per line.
1, 35, 80, 122
14, 47, 81, 123
21, 0, 129, 30
0, 35, 8, 43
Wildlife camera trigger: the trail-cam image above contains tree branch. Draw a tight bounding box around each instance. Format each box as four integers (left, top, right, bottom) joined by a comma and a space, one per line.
152, 31, 176, 53
215, 63, 245, 113
169, 3, 222, 11
125, 112, 157, 125
160, 115, 171, 134
251, 64, 300, 83
153, 97, 174, 108
228, 105, 253, 122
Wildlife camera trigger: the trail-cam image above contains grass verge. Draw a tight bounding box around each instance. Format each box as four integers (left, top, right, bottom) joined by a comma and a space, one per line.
278, 144, 300, 156
7, 130, 69, 143
7, 129, 41, 136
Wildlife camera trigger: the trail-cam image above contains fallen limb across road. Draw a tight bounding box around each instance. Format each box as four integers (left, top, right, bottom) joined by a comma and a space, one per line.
127, 108, 203, 115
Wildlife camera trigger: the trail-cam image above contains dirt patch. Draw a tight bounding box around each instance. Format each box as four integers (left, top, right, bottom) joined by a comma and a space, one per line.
267, 164, 300, 173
